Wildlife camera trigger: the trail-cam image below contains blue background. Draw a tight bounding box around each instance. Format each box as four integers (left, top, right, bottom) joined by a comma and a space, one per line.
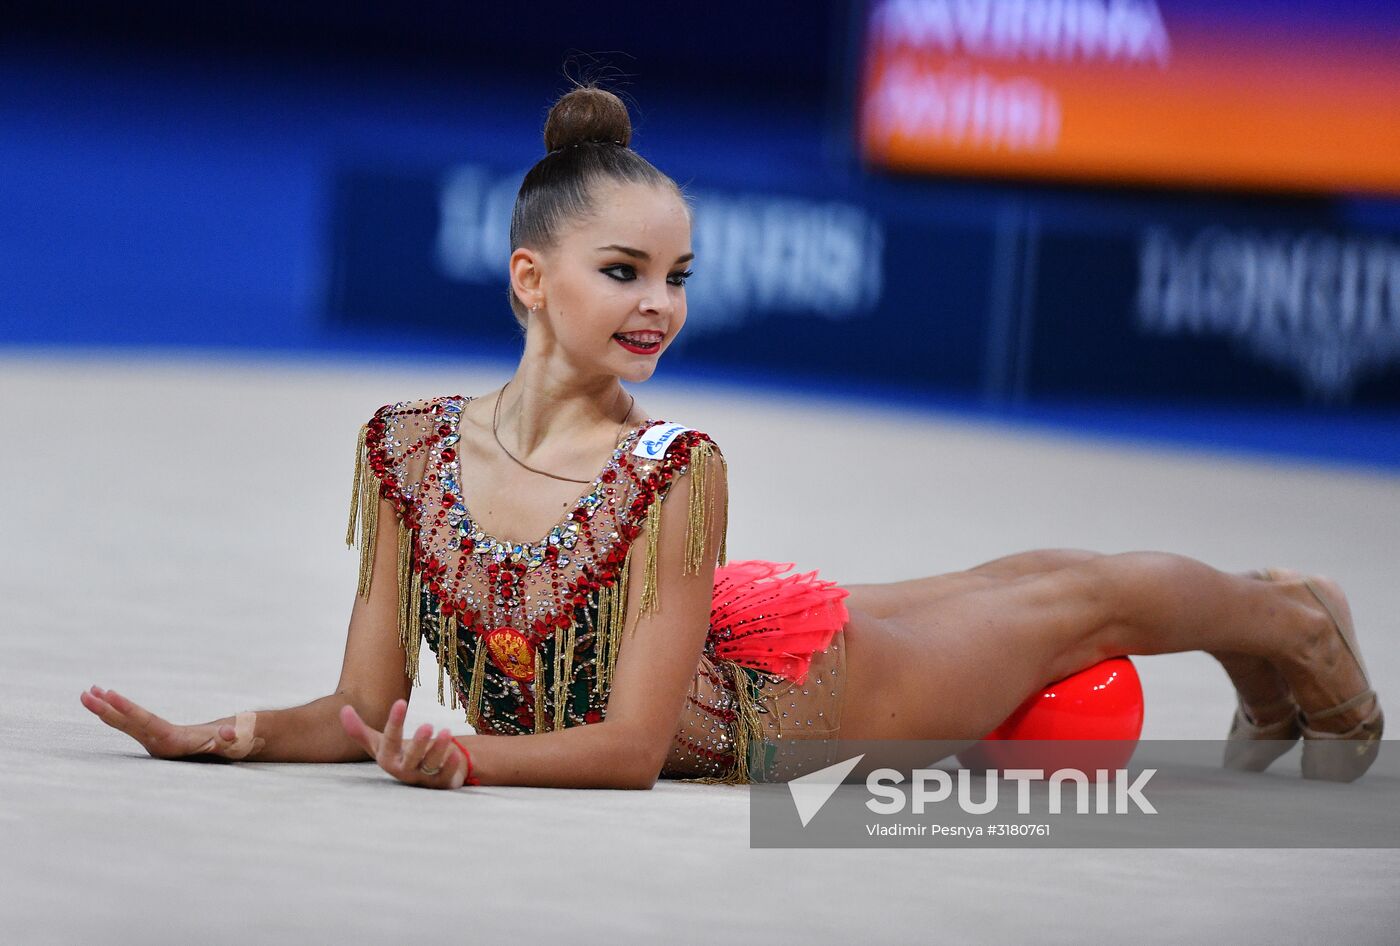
3, 0, 1399, 469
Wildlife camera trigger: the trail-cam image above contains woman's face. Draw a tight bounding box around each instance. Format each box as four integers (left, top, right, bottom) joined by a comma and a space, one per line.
521, 180, 693, 383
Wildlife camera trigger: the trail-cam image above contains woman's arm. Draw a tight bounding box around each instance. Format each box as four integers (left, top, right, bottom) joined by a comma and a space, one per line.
340, 442, 730, 789
82, 484, 415, 764
193, 480, 422, 762
189, 694, 367, 763
343, 703, 665, 789
583, 442, 729, 787
81, 689, 378, 764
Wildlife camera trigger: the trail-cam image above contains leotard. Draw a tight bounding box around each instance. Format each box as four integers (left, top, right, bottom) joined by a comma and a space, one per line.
347, 395, 849, 783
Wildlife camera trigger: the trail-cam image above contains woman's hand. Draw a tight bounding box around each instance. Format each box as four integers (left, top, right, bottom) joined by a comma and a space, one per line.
338, 698, 470, 790
79, 685, 260, 761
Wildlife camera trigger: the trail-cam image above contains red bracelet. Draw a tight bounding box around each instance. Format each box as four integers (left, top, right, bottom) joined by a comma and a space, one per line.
450, 736, 481, 786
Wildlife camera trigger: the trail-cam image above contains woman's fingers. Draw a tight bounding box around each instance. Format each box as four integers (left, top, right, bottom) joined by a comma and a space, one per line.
80, 690, 132, 732
82, 686, 128, 724
400, 723, 436, 774
418, 729, 453, 778
377, 700, 411, 777
446, 743, 468, 789
81, 687, 215, 759
426, 734, 469, 790
392, 720, 437, 783
80, 688, 155, 744
101, 689, 165, 741
380, 699, 408, 760
337, 702, 462, 789
402, 729, 464, 788
338, 704, 380, 757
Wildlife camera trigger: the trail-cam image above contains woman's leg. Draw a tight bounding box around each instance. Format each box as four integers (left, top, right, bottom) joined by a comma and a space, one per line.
840, 551, 1360, 743
1079, 558, 1373, 738
965, 548, 1101, 578
844, 549, 1295, 730
843, 549, 1102, 621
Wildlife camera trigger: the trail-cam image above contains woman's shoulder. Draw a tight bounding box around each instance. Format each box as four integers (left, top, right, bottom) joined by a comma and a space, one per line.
362, 393, 465, 428
631, 419, 724, 463
357, 393, 467, 491
359, 393, 472, 451
627, 420, 727, 519
356, 397, 724, 491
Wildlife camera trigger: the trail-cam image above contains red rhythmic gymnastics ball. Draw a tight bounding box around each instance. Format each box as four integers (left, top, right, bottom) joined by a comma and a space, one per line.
956, 657, 1145, 775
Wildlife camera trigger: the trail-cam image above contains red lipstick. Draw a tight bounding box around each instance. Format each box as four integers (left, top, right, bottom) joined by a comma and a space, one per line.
612, 332, 662, 354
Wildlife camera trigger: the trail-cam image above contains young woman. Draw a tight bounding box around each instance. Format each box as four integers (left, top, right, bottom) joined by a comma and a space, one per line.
80, 85, 1383, 790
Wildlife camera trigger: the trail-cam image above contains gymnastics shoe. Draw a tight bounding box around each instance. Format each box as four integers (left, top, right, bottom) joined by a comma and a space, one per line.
1223, 695, 1302, 773
1221, 568, 1302, 772
1294, 575, 1383, 783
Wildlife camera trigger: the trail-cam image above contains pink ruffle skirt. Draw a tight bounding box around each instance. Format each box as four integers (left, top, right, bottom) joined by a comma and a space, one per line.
706, 559, 850, 685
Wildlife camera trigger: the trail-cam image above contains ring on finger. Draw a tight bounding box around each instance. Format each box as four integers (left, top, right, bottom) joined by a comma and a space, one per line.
404, 725, 435, 773
415, 729, 449, 776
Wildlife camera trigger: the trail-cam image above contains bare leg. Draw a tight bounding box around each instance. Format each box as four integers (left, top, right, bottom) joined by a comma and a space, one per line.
1086, 556, 1375, 739
972, 553, 1296, 723
843, 549, 1102, 626
847, 548, 1295, 727
966, 548, 1100, 579
841, 552, 1355, 742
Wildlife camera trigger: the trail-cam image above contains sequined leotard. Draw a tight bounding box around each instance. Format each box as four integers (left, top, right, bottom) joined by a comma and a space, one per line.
346, 395, 849, 783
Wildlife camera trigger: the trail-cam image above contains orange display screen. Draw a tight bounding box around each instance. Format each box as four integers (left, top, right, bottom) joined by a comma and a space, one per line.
857, 0, 1400, 195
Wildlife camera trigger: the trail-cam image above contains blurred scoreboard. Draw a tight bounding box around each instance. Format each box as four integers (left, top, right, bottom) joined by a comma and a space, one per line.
858, 0, 1400, 195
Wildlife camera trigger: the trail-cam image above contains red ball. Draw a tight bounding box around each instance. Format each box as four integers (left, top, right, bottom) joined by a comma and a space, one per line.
957, 657, 1145, 775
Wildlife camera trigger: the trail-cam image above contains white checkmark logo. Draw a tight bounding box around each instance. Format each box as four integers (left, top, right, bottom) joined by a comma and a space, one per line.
787, 753, 866, 827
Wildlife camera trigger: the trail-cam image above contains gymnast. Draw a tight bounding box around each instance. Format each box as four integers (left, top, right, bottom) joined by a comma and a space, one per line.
80, 83, 1383, 789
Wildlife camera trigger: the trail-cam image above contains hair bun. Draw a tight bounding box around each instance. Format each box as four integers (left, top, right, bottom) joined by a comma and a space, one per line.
543, 86, 633, 154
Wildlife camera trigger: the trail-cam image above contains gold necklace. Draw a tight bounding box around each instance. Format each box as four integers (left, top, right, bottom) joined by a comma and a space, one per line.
491, 382, 637, 484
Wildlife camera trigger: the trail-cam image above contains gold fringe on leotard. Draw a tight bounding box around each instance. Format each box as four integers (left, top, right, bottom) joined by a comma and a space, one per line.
346, 422, 473, 715
436, 611, 461, 712
346, 423, 381, 598
610, 543, 634, 678
397, 522, 421, 685
591, 542, 632, 695
346, 423, 366, 547
552, 616, 580, 730
634, 438, 728, 617
678, 662, 766, 785
435, 611, 447, 705
687, 439, 729, 572
533, 646, 547, 734
594, 587, 613, 696
344, 421, 739, 750
683, 440, 709, 575
715, 451, 728, 568
639, 500, 663, 616
729, 667, 766, 784
464, 641, 486, 728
